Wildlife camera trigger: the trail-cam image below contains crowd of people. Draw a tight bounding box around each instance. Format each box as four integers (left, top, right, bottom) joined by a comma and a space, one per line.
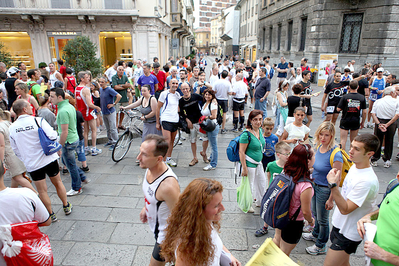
0, 53, 399, 266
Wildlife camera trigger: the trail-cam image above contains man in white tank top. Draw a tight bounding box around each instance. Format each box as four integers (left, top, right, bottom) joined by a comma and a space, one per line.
48, 63, 63, 89
139, 135, 180, 266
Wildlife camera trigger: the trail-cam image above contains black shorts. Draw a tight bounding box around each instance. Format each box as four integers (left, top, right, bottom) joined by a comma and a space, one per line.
217, 99, 228, 113
29, 160, 60, 181
340, 120, 360, 131
306, 103, 313, 116
329, 226, 361, 254
152, 242, 165, 262
281, 220, 304, 244
326, 105, 340, 115
249, 84, 254, 98
161, 121, 179, 133
233, 100, 245, 111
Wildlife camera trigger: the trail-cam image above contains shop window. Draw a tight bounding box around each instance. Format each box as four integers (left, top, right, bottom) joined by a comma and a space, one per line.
105, 0, 123, 9
99, 32, 132, 68
340, 13, 363, 53
0, 32, 34, 68
51, 0, 70, 8
0, 0, 14, 7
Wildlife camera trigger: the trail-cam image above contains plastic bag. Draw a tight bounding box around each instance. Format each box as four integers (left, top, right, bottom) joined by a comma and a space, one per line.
0, 221, 53, 266
237, 175, 253, 213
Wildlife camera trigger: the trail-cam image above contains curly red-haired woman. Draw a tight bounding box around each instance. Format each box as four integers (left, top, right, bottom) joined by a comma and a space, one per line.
161, 178, 241, 266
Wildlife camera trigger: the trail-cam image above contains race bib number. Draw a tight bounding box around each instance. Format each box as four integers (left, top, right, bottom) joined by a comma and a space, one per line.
90, 109, 97, 119
369, 93, 377, 101
326, 106, 335, 113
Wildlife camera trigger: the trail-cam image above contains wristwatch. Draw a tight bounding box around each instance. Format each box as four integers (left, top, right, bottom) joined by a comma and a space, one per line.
328, 182, 337, 189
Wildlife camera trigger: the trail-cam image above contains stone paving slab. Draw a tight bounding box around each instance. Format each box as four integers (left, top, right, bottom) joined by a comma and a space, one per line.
109, 223, 154, 245
62, 221, 117, 242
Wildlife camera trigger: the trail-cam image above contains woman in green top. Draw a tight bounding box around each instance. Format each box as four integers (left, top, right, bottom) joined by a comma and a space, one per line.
238, 109, 266, 213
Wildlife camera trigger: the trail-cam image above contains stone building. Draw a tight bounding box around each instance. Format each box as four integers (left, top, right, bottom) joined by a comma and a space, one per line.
0, 0, 194, 69
195, 0, 237, 28
236, 0, 259, 62
257, 0, 399, 73
195, 27, 211, 54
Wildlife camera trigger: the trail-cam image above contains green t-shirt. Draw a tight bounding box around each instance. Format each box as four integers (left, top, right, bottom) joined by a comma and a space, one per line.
266, 160, 283, 185
239, 129, 265, 168
111, 74, 129, 103
27, 80, 42, 100
56, 99, 79, 144
372, 180, 399, 266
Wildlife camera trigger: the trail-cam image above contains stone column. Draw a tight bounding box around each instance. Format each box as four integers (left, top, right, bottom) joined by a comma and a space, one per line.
28, 23, 51, 66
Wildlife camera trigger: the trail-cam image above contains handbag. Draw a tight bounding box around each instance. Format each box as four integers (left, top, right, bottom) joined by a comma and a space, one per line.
178, 116, 190, 134
236, 175, 253, 213
34, 118, 62, 156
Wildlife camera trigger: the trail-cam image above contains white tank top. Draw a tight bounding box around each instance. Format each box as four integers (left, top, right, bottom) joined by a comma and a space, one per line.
142, 165, 178, 244
49, 71, 59, 88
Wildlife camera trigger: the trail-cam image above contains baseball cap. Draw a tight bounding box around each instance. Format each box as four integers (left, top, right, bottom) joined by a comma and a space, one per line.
377, 67, 384, 73
7, 66, 20, 76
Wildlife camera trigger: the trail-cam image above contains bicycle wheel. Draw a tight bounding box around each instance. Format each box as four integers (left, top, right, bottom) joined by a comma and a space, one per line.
173, 129, 181, 147
112, 131, 133, 162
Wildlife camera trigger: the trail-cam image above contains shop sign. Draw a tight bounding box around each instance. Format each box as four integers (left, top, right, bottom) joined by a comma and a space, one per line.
47, 32, 81, 36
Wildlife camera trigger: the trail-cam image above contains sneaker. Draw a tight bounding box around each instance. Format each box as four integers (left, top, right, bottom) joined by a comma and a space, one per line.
203, 164, 216, 171
63, 202, 72, 215
303, 224, 314, 233
306, 244, 328, 255
384, 160, 392, 168
180, 136, 186, 141
91, 147, 102, 156
109, 144, 115, 150
50, 212, 58, 222
232, 128, 238, 132
255, 226, 269, 237
82, 178, 91, 185
247, 206, 255, 213
302, 232, 317, 242
370, 161, 378, 167
166, 158, 177, 167
177, 140, 183, 145
104, 142, 112, 147
221, 129, 227, 134
62, 168, 69, 174
249, 104, 253, 108
239, 127, 244, 132
66, 188, 82, 196
80, 166, 90, 173
199, 137, 203, 141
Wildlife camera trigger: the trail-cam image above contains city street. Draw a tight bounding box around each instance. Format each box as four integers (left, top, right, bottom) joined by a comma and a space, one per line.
4, 58, 397, 266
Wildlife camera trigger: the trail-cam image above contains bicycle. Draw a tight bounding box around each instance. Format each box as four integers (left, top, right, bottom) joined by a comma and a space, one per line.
112, 109, 143, 162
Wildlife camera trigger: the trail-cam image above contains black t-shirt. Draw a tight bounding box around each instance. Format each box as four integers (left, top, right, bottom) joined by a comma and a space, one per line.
179, 93, 202, 123
5, 77, 17, 109
254, 77, 271, 99
357, 78, 369, 96
76, 110, 84, 140
299, 80, 311, 106
324, 80, 351, 106
245, 66, 254, 83
337, 93, 366, 124
287, 95, 305, 117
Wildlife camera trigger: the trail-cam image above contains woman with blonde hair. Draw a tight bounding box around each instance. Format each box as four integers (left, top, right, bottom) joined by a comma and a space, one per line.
0, 108, 37, 193
302, 121, 343, 255
161, 178, 241, 266
14, 82, 39, 116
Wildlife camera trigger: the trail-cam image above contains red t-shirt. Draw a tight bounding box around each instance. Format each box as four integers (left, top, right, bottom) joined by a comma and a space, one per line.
301, 65, 310, 72
59, 65, 67, 79
65, 75, 76, 94
151, 70, 166, 91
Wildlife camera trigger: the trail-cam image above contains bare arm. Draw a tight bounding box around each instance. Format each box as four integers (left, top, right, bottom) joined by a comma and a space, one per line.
30, 96, 39, 111
364, 241, 399, 266
156, 177, 180, 212
357, 209, 379, 239
321, 93, 327, 112
83, 88, 101, 112
121, 96, 142, 110
326, 161, 343, 210
239, 142, 249, 177
0, 133, 5, 162
156, 101, 164, 130
277, 92, 287, 107
56, 72, 63, 82
300, 187, 315, 226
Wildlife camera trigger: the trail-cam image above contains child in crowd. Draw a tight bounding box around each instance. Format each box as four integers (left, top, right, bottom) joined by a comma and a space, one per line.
262, 117, 279, 172
255, 141, 291, 237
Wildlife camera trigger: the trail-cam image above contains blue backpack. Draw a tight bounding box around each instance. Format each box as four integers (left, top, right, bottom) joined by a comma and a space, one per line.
260, 173, 304, 229
268, 67, 275, 79
226, 131, 251, 162
34, 118, 62, 156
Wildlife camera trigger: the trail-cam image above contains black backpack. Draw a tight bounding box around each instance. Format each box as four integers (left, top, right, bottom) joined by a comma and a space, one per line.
208, 102, 223, 125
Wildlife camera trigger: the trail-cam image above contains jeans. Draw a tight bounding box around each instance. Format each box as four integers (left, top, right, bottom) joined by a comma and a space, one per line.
103, 111, 118, 144
206, 124, 219, 167
62, 140, 86, 191
311, 183, 331, 248
254, 98, 267, 119
76, 139, 86, 162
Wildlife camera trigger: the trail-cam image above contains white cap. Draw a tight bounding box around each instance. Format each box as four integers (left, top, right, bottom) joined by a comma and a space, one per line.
377, 67, 384, 73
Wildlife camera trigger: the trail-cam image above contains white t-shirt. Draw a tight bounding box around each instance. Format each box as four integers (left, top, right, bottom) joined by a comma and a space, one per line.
284, 123, 310, 148
105, 67, 117, 83
213, 79, 232, 100
209, 228, 223, 266
0, 187, 50, 266
332, 165, 379, 241
209, 74, 219, 87
232, 80, 248, 102
159, 90, 181, 123
201, 101, 218, 123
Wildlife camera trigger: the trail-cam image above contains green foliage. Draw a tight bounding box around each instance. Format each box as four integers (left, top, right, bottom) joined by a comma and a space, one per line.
0, 42, 12, 67
62, 36, 104, 77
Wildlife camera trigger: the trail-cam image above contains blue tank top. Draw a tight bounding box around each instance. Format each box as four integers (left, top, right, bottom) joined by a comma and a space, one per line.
370, 77, 385, 101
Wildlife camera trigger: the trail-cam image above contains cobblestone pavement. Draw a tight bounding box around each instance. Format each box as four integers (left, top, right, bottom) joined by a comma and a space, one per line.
4, 58, 398, 265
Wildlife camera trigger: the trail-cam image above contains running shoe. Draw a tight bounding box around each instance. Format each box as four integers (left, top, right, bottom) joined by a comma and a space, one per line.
370, 161, 378, 167
66, 188, 83, 196
91, 147, 102, 156
306, 244, 327, 255
80, 166, 90, 173
255, 226, 268, 237
63, 202, 72, 215
166, 158, 177, 167
384, 160, 392, 168
62, 168, 69, 174
50, 212, 58, 222
203, 164, 216, 171
302, 232, 317, 242
221, 129, 227, 134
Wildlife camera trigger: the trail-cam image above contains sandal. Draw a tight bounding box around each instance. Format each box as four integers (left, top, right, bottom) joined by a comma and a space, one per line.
200, 151, 210, 163
189, 158, 198, 166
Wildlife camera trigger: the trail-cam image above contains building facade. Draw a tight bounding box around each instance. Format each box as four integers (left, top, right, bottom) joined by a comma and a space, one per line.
195, 0, 237, 28
170, 0, 195, 58
257, 0, 399, 73
236, 0, 258, 62
0, 0, 194, 69
195, 27, 211, 54
210, 15, 222, 55
220, 6, 240, 58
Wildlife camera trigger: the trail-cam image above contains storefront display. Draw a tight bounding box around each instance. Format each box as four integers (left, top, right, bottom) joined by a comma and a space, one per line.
99, 32, 132, 67
0, 32, 34, 69
47, 31, 81, 68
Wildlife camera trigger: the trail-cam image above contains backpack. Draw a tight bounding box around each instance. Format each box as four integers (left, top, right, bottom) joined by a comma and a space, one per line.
260, 173, 304, 229
226, 131, 251, 162
28, 82, 38, 96
378, 178, 399, 207
327, 146, 353, 187
208, 102, 223, 125
268, 68, 275, 79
